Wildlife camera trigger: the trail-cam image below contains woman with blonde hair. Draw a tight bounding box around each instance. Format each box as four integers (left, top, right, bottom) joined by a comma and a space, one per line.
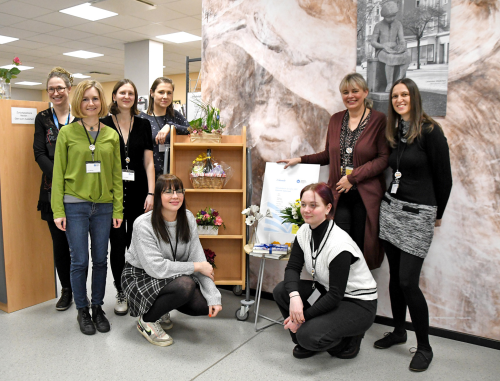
52, 80, 123, 335
33, 67, 76, 311
279, 73, 390, 273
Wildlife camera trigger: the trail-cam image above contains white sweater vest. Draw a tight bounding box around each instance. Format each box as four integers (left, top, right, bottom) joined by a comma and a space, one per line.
296, 221, 378, 301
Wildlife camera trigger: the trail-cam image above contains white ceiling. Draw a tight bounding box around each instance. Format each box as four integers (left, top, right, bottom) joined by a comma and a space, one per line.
0, 0, 202, 90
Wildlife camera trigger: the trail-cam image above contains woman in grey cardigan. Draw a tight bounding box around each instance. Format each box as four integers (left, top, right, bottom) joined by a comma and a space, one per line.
122, 174, 222, 347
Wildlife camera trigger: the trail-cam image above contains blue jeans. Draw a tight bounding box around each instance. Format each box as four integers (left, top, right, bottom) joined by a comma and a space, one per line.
64, 202, 113, 309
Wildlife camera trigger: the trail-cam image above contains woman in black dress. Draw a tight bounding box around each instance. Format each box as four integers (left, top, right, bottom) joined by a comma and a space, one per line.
33, 67, 76, 311
139, 77, 190, 177
101, 79, 155, 315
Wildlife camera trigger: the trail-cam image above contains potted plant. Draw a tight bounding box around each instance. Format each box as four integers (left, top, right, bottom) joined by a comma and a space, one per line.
195, 207, 226, 235
188, 99, 225, 143
0, 57, 22, 100
279, 199, 304, 234
204, 248, 217, 269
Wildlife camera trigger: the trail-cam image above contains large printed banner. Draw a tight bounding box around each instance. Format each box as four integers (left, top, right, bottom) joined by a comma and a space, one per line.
202, 0, 500, 341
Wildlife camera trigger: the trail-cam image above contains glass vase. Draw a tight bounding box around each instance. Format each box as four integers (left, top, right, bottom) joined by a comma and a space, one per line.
0, 78, 11, 100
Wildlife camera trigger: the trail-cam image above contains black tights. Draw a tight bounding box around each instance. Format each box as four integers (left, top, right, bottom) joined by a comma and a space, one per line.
143, 276, 209, 322
334, 189, 366, 253
384, 240, 431, 351
47, 220, 72, 290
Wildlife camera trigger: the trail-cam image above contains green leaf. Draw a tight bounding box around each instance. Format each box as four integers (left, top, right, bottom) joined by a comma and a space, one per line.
6, 72, 12, 80
10, 68, 21, 75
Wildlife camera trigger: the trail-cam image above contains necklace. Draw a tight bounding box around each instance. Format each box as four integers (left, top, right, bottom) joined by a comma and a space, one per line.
85, 120, 100, 131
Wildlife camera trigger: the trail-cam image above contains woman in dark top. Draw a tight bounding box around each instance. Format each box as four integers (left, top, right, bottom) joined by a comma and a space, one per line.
101, 79, 155, 316
139, 77, 190, 177
279, 73, 389, 270
374, 78, 452, 372
273, 183, 377, 360
33, 67, 76, 311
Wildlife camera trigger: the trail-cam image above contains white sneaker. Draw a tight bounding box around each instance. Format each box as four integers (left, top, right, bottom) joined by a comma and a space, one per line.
159, 312, 173, 330
114, 292, 129, 316
137, 316, 174, 347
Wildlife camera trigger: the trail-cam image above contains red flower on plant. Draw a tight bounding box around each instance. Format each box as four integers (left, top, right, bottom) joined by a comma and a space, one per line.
212, 211, 219, 217
13, 57, 21, 65
203, 248, 216, 268
215, 216, 223, 226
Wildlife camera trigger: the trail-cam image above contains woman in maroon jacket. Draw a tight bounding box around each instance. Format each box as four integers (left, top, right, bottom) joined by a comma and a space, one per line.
280, 73, 389, 270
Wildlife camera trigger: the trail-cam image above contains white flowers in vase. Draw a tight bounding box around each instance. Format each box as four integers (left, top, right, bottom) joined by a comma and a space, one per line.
241, 205, 272, 244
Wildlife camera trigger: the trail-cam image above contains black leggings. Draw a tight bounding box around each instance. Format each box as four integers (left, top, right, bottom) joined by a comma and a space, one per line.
334, 189, 366, 253
47, 220, 72, 290
384, 240, 431, 351
109, 220, 133, 292
143, 276, 209, 322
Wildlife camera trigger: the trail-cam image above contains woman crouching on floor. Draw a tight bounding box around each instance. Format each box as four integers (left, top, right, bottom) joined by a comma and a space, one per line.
122, 174, 222, 346
273, 182, 377, 359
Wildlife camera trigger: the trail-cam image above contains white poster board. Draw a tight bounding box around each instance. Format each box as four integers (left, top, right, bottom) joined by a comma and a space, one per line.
187, 92, 202, 122
256, 162, 321, 244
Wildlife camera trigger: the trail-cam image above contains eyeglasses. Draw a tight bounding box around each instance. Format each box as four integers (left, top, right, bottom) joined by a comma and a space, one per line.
47, 87, 67, 94
162, 188, 185, 195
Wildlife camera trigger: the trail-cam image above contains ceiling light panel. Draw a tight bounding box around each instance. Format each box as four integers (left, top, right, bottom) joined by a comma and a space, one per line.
72, 73, 91, 78
156, 32, 201, 44
0, 35, 19, 44
15, 81, 42, 86
59, 3, 118, 21
0, 65, 34, 71
63, 50, 104, 59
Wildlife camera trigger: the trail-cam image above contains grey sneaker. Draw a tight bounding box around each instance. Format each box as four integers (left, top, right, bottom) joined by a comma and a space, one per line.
137, 316, 173, 347
114, 291, 128, 316
159, 312, 173, 330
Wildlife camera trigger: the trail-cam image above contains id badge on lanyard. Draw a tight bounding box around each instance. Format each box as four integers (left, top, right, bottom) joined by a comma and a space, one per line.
86, 161, 101, 173
343, 166, 353, 175
122, 169, 135, 181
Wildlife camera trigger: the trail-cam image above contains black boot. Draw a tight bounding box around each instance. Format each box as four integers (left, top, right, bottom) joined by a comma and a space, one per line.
56, 288, 73, 311
293, 345, 316, 359
336, 334, 364, 359
91, 305, 110, 333
77, 307, 96, 335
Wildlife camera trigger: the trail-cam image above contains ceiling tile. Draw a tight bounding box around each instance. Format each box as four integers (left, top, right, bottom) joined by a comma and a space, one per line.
72, 22, 121, 36
0, 44, 31, 55
87, 36, 124, 48
163, 17, 201, 31
0, 1, 52, 18
106, 43, 125, 51
134, 7, 185, 23
163, 52, 186, 63
103, 29, 150, 42
130, 24, 179, 37
95, 0, 155, 15
98, 15, 151, 29
90, 47, 124, 57
162, 0, 202, 17
17, 0, 84, 11
0, 26, 39, 39
58, 41, 101, 51
0, 12, 27, 25
34, 12, 89, 28
27, 34, 70, 45
43, 45, 71, 54
12, 20, 63, 34
7, 39, 43, 49
46, 28, 95, 40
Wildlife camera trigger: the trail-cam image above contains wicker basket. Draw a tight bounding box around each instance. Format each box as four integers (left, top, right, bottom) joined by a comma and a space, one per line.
190, 132, 222, 143
190, 176, 225, 189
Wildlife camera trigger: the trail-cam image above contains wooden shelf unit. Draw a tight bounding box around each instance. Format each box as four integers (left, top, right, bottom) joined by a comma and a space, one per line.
170, 127, 247, 288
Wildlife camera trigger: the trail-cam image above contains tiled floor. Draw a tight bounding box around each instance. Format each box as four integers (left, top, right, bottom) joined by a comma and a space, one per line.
1, 271, 498, 381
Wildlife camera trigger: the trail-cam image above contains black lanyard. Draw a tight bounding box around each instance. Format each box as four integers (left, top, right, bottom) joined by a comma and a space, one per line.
341, 107, 367, 169
52, 108, 70, 130
81, 120, 101, 161
114, 115, 133, 168
309, 222, 334, 289
168, 230, 178, 262
152, 112, 167, 133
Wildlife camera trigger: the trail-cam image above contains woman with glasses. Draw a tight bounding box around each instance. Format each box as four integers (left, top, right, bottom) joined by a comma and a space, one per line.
51, 80, 123, 335
33, 67, 77, 311
101, 79, 155, 316
139, 77, 190, 177
122, 174, 222, 347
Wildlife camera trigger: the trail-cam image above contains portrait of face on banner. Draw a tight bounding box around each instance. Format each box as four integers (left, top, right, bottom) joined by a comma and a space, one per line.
356, 0, 451, 116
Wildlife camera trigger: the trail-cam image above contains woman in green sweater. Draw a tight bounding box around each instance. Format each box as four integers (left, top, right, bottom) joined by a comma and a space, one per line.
51, 80, 123, 335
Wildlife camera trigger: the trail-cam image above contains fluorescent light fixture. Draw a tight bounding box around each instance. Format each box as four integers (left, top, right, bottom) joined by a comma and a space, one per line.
73, 73, 91, 78
59, 2, 117, 21
63, 50, 104, 59
0, 35, 19, 44
0, 65, 34, 71
15, 81, 42, 86
156, 32, 201, 43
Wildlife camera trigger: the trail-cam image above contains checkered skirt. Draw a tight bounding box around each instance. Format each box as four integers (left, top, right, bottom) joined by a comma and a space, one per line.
121, 262, 173, 317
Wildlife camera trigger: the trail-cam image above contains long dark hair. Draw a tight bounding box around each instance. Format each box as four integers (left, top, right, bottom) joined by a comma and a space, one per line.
300, 182, 334, 219
109, 79, 139, 116
151, 174, 191, 244
146, 77, 175, 117
386, 78, 441, 148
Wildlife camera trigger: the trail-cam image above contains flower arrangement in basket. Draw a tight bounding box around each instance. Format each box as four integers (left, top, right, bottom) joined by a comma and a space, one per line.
280, 199, 304, 234
204, 248, 216, 268
190, 150, 233, 189
196, 207, 226, 235
188, 100, 225, 143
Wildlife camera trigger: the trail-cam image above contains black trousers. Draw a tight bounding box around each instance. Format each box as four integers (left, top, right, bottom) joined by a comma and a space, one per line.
273, 280, 377, 351
334, 189, 366, 253
47, 220, 72, 290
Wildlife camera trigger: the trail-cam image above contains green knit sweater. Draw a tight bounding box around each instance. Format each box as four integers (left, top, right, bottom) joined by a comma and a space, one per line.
51, 121, 123, 219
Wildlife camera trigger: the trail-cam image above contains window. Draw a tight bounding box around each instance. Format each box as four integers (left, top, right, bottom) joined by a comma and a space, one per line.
416, 0, 420, 7
427, 45, 435, 61
443, 12, 448, 26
